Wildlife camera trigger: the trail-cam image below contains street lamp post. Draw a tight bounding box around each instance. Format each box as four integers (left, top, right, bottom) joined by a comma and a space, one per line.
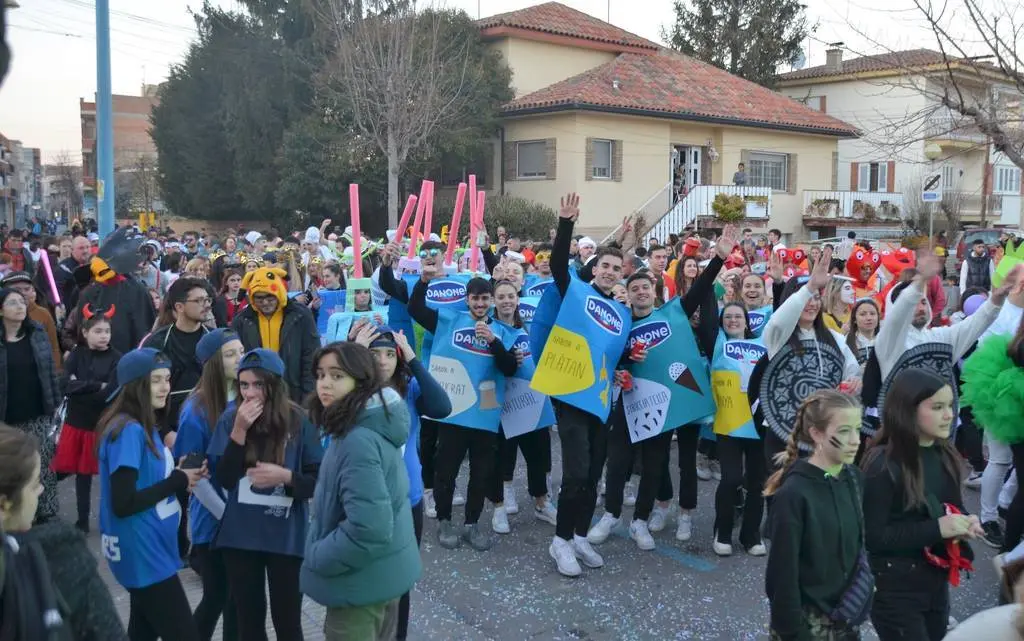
924, 143, 943, 250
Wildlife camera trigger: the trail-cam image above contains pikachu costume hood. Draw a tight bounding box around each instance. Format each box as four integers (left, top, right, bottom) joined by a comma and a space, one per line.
241, 266, 289, 352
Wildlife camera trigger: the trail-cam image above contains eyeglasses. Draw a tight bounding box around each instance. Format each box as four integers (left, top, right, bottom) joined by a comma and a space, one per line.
419, 249, 441, 259
186, 296, 212, 306
535, 252, 551, 262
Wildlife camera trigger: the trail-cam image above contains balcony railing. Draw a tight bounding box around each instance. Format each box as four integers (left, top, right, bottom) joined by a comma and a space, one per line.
803, 190, 904, 221
641, 185, 772, 243
924, 117, 987, 144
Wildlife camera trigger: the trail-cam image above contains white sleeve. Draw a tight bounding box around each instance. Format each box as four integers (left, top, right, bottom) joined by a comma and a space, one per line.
875, 280, 922, 379
925, 299, 1003, 361
763, 285, 812, 359
833, 331, 861, 380
959, 261, 969, 294
990, 260, 996, 281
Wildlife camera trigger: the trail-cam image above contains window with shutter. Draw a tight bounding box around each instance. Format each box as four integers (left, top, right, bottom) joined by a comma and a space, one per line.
516, 141, 547, 179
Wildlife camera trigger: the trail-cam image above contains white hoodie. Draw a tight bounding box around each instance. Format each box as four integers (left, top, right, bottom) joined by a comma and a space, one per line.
762, 284, 861, 380
873, 279, 1002, 379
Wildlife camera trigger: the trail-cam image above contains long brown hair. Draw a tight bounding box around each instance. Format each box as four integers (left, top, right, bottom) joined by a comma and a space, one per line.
309, 342, 386, 439
764, 390, 862, 496
0, 423, 42, 514
861, 368, 961, 508
845, 298, 879, 356
219, 268, 243, 296
237, 368, 300, 466
493, 280, 523, 329
673, 256, 699, 298
191, 346, 233, 431
97, 376, 163, 457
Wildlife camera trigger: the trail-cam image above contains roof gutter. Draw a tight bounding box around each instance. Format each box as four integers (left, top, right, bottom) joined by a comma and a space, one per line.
502, 102, 859, 138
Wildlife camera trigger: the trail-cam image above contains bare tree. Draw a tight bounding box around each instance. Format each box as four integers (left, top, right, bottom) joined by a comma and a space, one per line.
901, 171, 964, 242
311, 0, 492, 226
48, 152, 82, 218
130, 155, 159, 213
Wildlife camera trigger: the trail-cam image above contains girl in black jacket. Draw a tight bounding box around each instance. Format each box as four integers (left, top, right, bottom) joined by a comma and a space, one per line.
764, 389, 867, 641
861, 368, 983, 640
52, 306, 121, 532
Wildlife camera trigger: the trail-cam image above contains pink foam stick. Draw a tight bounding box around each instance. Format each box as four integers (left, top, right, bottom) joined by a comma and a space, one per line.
423, 180, 434, 238
40, 253, 60, 305
445, 182, 467, 264
349, 183, 362, 278
406, 181, 430, 259
395, 194, 418, 244
477, 191, 486, 229
467, 174, 478, 249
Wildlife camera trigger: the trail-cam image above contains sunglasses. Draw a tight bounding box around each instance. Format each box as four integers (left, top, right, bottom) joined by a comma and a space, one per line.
534, 251, 551, 261
419, 248, 441, 259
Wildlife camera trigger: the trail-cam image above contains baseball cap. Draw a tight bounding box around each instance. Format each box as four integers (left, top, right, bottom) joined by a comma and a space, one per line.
107, 348, 172, 401
0, 271, 32, 287
237, 348, 285, 377
196, 328, 239, 365
368, 325, 398, 351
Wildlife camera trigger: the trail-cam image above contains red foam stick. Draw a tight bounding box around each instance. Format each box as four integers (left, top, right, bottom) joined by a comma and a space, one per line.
407, 181, 430, 259
423, 180, 434, 238
445, 182, 467, 264
395, 194, 418, 245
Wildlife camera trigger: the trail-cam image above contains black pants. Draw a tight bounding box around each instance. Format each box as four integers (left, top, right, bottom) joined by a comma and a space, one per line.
75, 473, 92, 527
764, 429, 789, 471
714, 435, 766, 548
604, 404, 668, 522
222, 548, 304, 641
419, 418, 442, 491
176, 487, 190, 559
553, 401, 609, 541
496, 427, 550, 501
127, 574, 199, 641
433, 423, 497, 524
657, 426, 700, 510
870, 558, 949, 641
955, 407, 985, 472
192, 543, 238, 641
397, 502, 424, 640
1003, 443, 1024, 552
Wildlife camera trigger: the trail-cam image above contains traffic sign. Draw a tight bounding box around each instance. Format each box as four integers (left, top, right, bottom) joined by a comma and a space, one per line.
922, 172, 942, 203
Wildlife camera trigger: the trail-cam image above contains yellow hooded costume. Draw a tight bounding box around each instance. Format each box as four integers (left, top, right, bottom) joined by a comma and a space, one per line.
241, 266, 289, 352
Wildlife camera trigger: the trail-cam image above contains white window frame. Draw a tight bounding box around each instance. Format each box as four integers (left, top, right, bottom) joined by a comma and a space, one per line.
591, 139, 612, 179
516, 141, 547, 179
995, 165, 1021, 195
858, 161, 888, 192
857, 163, 870, 191
942, 165, 958, 190
748, 151, 788, 191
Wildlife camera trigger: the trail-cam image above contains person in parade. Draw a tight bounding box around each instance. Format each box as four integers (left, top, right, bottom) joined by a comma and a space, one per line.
0, 286, 62, 523
173, 328, 244, 641
1, 270, 62, 372
207, 348, 323, 641
97, 348, 204, 641
861, 368, 981, 641
764, 390, 868, 641
0, 423, 127, 641
532, 193, 633, 577
52, 303, 120, 533
822, 276, 856, 333
844, 298, 880, 369
407, 270, 518, 552
302, 341, 422, 641
489, 279, 557, 532
213, 268, 247, 328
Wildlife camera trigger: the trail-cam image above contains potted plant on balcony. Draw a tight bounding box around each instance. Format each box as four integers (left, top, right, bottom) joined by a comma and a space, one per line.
852, 201, 877, 220
712, 193, 745, 223
804, 199, 839, 218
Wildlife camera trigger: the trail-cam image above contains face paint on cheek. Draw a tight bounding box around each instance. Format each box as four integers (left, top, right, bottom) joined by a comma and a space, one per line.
828, 436, 843, 450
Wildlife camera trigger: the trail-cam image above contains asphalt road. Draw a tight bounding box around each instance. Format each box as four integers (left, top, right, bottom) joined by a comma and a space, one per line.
64, 431, 1002, 641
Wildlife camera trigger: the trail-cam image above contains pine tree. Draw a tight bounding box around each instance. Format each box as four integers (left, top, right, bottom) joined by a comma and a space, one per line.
662, 0, 811, 88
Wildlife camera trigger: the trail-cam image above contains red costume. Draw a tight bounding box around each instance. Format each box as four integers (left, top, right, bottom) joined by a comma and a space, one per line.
845, 248, 881, 299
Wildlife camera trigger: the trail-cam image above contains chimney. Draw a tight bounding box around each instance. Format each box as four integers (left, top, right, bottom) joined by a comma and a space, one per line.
825, 44, 844, 73
612, 79, 621, 91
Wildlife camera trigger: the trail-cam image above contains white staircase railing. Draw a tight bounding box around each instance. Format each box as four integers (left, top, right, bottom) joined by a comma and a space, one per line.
642, 185, 772, 244
601, 181, 673, 246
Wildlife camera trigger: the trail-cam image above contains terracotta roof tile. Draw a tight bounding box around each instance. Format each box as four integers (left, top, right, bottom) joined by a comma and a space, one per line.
504, 51, 858, 136
777, 48, 950, 82
478, 1, 658, 50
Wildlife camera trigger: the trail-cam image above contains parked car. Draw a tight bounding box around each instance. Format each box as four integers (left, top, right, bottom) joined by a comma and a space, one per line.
954, 228, 1020, 271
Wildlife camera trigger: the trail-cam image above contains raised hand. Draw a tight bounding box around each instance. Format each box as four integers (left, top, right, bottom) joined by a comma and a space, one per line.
768, 250, 783, 283
993, 263, 1024, 305
559, 193, 580, 221
233, 398, 264, 434
916, 254, 943, 283
807, 246, 833, 291
353, 322, 380, 348
394, 330, 416, 361
716, 224, 738, 260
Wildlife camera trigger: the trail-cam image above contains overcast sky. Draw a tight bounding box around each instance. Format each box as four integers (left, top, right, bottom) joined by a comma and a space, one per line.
0, 0, 978, 163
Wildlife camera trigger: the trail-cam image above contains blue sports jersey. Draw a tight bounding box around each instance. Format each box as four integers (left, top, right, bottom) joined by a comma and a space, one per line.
173, 396, 224, 546
99, 421, 182, 589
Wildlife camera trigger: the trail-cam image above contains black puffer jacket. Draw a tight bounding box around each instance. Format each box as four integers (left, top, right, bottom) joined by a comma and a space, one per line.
231, 299, 318, 403
0, 320, 61, 420
10, 519, 127, 641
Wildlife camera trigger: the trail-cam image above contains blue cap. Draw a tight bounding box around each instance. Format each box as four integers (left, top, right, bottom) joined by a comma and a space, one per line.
107, 348, 171, 401
237, 348, 285, 377
368, 325, 397, 350
196, 328, 239, 365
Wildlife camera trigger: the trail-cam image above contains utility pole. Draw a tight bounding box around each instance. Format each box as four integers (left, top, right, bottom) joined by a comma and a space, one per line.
96, 0, 115, 239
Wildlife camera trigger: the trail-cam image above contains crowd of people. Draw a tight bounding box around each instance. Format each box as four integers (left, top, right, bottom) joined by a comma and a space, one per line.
1, 196, 1024, 641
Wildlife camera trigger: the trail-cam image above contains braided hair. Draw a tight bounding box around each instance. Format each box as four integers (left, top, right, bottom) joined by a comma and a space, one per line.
763, 390, 862, 496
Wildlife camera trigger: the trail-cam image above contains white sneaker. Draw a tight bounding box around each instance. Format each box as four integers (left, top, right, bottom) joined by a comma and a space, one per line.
491, 505, 510, 534
629, 519, 656, 551
534, 499, 557, 526
586, 513, 620, 544
948, 615, 958, 631
964, 471, 982, 489
713, 539, 733, 556
549, 537, 582, 577
675, 512, 693, 542
649, 505, 670, 532
572, 535, 605, 568
747, 542, 767, 556
423, 489, 437, 519
623, 480, 637, 507
453, 489, 466, 506
696, 455, 712, 481
710, 460, 722, 481
503, 483, 519, 515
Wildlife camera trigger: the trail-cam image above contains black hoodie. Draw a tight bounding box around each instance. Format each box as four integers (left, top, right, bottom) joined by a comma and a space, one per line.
766, 459, 864, 641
